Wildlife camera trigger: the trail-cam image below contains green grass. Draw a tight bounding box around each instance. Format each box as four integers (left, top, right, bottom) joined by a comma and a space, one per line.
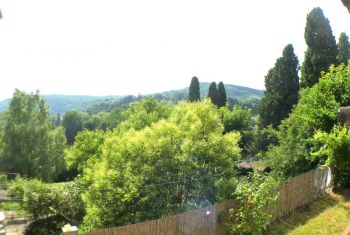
268, 192, 350, 235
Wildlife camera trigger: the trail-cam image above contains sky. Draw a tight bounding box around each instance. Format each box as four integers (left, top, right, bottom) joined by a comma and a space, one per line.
0, 0, 349, 100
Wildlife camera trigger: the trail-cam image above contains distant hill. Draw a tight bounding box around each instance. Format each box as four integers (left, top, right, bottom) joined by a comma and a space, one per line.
0, 95, 122, 114
154, 82, 263, 101
0, 83, 263, 114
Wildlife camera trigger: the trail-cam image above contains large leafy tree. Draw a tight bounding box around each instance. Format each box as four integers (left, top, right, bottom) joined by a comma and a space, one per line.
0, 90, 66, 181
301, 7, 338, 88
259, 44, 299, 128
338, 32, 350, 65
207, 82, 218, 106
188, 76, 200, 102
217, 82, 227, 108
62, 111, 86, 145
77, 101, 241, 232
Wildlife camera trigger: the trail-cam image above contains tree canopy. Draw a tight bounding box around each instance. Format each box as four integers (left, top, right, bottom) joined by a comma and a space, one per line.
207, 82, 219, 106
217, 82, 227, 108
259, 44, 299, 128
268, 63, 350, 178
338, 32, 350, 65
188, 76, 200, 102
301, 7, 338, 88
70, 101, 241, 232
0, 90, 66, 181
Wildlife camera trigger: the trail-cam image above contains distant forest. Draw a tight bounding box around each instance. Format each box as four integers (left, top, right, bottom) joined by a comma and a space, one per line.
0, 82, 263, 115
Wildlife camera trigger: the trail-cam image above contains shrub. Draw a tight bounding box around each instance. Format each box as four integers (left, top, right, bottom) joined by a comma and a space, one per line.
226, 173, 279, 235
313, 126, 350, 189
7, 178, 85, 235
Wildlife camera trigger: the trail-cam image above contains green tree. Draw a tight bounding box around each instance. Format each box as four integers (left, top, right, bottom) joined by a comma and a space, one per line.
78, 101, 241, 232
268, 64, 350, 178
116, 97, 173, 133
53, 113, 62, 127
0, 90, 66, 181
207, 82, 218, 106
338, 32, 350, 65
217, 82, 227, 108
259, 44, 299, 128
301, 7, 338, 88
62, 111, 86, 145
188, 76, 200, 102
226, 173, 279, 235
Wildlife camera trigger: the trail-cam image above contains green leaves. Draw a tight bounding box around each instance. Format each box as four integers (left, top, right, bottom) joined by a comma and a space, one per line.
268, 63, 350, 178
188, 76, 200, 102
259, 44, 299, 128
226, 173, 279, 235
301, 7, 338, 88
75, 100, 241, 232
338, 32, 350, 65
312, 126, 350, 189
0, 90, 66, 181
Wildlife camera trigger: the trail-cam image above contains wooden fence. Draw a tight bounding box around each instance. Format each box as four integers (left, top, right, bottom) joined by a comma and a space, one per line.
86, 167, 332, 235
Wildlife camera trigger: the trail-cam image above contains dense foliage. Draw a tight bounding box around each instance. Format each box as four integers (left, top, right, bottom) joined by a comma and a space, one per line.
268, 64, 350, 178
207, 82, 219, 106
188, 76, 200, 102
226, 173, 279, 235
0, 90, 66, 181
338, 32, 350, 65
217, 82, 227, 108
7, 178, 85, 235
313, 126, 350, 189
259, 44, 299, 128
301, 7, 338, 88
62, 111, 85, 145
72, 101, 241, 232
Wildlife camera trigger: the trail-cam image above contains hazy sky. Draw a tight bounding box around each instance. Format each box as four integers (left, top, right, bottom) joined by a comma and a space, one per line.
0, 0, 349, 100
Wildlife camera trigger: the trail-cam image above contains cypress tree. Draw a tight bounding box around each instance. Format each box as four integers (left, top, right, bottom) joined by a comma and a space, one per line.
301, 7, 338, 88
259, 44, 300, 128
217, 82, 227, 108
188, 76, 200, 102
338, 32, 350, 65
207, 82, 218, 106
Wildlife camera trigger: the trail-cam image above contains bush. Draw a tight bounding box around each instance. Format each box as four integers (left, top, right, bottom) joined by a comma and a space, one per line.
313, 126, 350, 189
268, 64, 350, 178
7, 178, 85, 235
226, 173, 279, 235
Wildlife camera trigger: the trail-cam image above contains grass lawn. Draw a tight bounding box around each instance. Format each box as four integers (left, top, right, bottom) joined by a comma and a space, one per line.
268, 191, 350, 235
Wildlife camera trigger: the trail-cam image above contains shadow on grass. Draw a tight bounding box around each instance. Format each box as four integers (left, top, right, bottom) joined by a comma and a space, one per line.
266, 193, 340, 234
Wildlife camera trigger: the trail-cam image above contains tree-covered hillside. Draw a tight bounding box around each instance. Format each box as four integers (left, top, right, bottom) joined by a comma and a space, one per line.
0, 84, 263, 114
0, 95, 122, 114
154, 82, 263, 101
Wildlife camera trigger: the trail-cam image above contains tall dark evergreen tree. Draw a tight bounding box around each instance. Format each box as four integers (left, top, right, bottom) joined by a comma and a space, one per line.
207, 82, 218, 106
188, 76, 200, 102
217, 82, 227, 108
301, 7, 338, 88
259, 44, 300, 128
338, 32, 350, 65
